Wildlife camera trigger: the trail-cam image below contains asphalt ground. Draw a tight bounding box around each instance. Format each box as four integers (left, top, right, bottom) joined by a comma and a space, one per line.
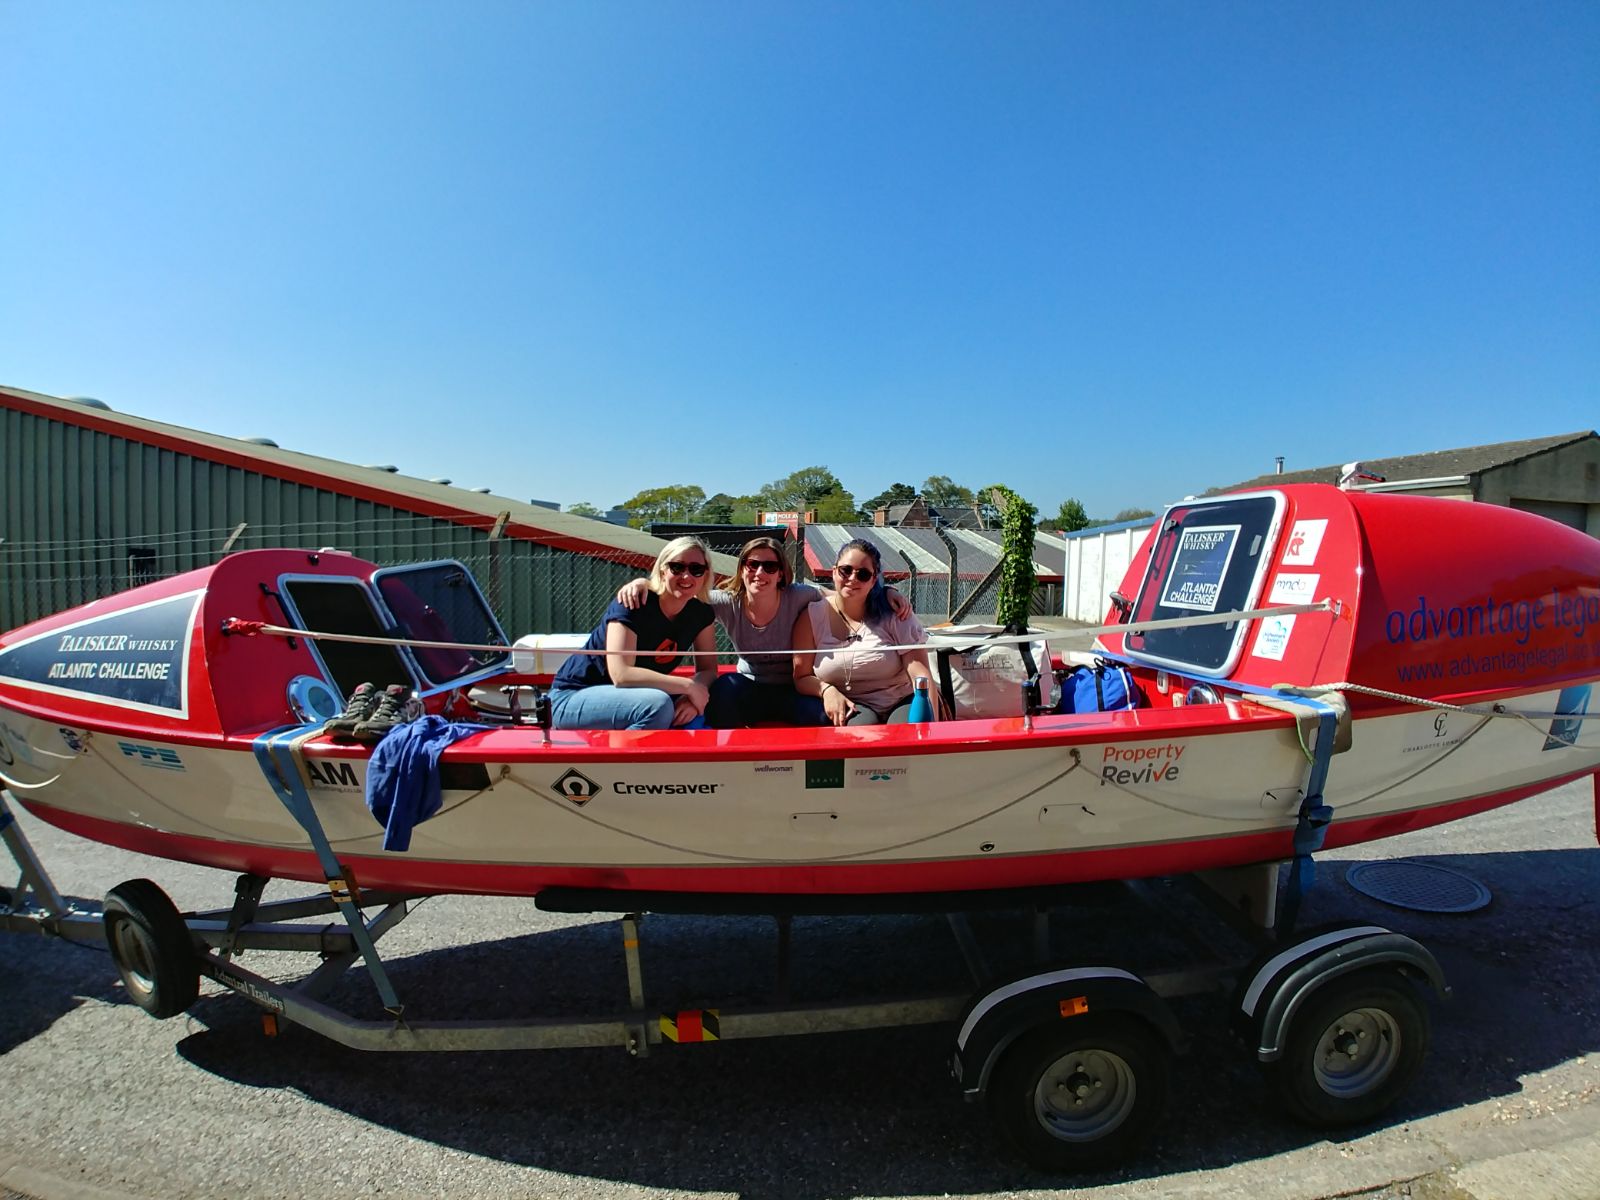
2, 663, 1598, 1199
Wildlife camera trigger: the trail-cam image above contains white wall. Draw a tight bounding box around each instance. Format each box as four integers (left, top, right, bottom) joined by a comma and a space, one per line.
1063, 521, 1156, 622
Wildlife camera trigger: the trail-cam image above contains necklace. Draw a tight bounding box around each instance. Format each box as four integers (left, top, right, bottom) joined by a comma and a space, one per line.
829, 597, 863, 641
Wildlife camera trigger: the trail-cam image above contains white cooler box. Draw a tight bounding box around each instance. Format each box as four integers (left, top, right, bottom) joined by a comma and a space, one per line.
510, 633, 592, 678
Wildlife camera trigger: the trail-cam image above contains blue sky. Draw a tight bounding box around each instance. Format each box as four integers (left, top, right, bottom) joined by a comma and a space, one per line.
2, 2, 1595, 519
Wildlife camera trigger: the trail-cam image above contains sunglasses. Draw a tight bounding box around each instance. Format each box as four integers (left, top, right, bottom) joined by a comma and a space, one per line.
666, 561, 707, 578
833, 564, 875, 583
742, 559, 782, 574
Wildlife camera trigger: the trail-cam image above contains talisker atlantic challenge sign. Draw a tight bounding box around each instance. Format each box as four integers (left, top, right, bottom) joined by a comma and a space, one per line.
0, 592, 200, 716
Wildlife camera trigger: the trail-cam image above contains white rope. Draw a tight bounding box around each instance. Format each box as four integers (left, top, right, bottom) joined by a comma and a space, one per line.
228, 599, 1335, 660
1284, 680, 1600, 723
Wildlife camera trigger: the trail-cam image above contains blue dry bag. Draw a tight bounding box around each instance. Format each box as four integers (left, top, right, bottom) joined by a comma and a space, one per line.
1058, 661, 1145, 714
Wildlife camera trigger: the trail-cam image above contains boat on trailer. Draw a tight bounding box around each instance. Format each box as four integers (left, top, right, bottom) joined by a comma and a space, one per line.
3, 481, 1597, 1167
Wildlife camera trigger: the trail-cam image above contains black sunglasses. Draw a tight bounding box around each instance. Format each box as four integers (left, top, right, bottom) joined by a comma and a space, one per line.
742, 559, 782, 574
666, 561, 707, 578
834, 564, 875, 583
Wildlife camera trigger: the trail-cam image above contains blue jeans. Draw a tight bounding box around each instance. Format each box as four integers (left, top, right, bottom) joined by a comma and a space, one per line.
550, 685, 687, 731
706, 673, 827, 728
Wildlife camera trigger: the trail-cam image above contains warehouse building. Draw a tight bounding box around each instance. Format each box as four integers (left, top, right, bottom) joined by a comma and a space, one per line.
0, 384, 732, 633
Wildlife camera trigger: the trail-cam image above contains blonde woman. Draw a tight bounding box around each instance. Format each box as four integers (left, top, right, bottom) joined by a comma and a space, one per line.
550, 537, 718, 730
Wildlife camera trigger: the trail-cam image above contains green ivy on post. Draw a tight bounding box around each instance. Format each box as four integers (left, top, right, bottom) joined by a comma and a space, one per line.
989, 485, 1037, 632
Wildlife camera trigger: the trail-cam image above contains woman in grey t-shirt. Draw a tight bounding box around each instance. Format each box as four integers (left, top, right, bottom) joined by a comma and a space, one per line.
615, 535, 911, 727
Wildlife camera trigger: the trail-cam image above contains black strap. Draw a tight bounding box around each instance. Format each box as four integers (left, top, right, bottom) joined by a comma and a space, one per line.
936, 649, 957, 716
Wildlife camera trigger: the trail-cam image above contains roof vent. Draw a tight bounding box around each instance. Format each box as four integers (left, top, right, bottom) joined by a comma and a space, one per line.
66, 396, 113, 411
429, 477, 453, 486
470, 486, 492, 494
364, 464, 400, 473
242, 436, 279, 447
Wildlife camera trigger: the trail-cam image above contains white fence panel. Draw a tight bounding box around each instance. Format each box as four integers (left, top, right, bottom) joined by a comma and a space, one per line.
1063, 521, 1156, 622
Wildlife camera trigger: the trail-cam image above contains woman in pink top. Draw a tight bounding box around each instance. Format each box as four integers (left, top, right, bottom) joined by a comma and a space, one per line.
793, 538, 935, 726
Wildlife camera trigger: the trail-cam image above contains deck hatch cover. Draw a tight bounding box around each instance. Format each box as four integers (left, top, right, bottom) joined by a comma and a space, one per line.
1121, 491, 1285, 678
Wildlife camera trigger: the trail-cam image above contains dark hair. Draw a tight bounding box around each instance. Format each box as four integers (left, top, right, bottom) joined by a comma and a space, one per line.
835, 538, 892, 622
720, 536, 792, 601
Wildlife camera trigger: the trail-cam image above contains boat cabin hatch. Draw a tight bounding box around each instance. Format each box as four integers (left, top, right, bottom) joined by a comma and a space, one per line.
1121, 490, 1285, 678
278, 560, 510, 699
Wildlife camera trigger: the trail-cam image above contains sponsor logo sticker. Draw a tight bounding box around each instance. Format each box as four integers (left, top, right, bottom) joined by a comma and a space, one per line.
1400, 711, 1469, 755
852, 765, 908, 784
1253, 616, 1294, 661
117, 742, 184, 771
553, 768, 602, 805
1269, 573, 1319, 605
806, 760, 845, 789
1281, 520, 1328, 566
1544, 685, 1591, 752
305, 759, 361, 791
1099, 743, 1184, 786
612, 781, 722, 795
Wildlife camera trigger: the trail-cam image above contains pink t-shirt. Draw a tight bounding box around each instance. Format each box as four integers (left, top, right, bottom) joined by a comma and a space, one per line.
807, 603, 927, 713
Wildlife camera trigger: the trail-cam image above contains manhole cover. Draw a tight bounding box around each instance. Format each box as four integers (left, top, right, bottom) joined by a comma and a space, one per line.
1344, 860, 1492, 913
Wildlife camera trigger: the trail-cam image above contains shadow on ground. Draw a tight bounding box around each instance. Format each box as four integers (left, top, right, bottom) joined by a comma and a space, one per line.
0, 893, 118, 1055
156, 844, 1600, 1199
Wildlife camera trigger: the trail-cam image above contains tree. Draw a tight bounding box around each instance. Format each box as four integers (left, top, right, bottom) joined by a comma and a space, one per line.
1041, 498, 1090, 533
566, 502, 603, 518
858, 482, 917, 522
922, 474, 976, 508
757, 466, 846, 512
694, 492, 738, 524
1113, 507, 1156, 523
618, 484, 706, 528
811, 486, 860, 523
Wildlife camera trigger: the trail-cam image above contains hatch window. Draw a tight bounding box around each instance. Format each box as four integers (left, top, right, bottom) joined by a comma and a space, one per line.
279, 578, 414, 700
1121, 492, 1285, 676
373, 561, 510, 687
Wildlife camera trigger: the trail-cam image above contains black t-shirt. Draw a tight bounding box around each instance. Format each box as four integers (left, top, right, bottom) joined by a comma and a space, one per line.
551, 594, 714, 691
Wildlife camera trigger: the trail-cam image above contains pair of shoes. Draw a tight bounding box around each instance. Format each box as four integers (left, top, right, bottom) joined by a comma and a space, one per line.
322, 682, 423, 741
351, 684, 424, 743
323, 682, 379, 736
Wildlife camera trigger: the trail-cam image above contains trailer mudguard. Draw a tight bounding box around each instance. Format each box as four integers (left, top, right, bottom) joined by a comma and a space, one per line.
951, 966, 1184, 1098
1235, 924, 1448, 1061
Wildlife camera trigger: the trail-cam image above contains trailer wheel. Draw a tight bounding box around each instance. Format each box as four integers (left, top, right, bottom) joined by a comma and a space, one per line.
1267, 967, 1429, 1127
103, 879, 199, 1019
987, 1015, 1169, 1170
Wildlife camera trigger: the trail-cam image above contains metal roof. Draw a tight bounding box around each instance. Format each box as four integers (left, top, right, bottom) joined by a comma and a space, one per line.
1, 383, 734, 573
801, 523, 1064, 581
803, 526, 920, 578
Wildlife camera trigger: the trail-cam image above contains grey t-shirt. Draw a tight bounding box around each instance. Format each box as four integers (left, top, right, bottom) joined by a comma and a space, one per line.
709, 583, 821, 685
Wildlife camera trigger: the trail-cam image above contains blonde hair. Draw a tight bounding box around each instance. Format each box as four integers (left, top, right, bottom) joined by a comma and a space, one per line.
648, 536, 714, 602
719, 536, 792, 601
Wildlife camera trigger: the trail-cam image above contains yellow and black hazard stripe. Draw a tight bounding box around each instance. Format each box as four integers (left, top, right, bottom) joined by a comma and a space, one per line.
659, 1008, 721, 1043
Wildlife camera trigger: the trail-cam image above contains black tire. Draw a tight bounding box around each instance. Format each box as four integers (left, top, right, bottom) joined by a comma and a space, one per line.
1266, 967, 1430, 1127
986, 1014, 1170, 1170
103, 878, 199, 1019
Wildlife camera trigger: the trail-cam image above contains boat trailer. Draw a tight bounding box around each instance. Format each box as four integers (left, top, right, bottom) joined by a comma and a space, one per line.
2, 786, 1449, 1170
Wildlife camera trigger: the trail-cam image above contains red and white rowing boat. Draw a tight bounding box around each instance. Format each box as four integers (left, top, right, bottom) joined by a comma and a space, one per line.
2, 483, 1597, 901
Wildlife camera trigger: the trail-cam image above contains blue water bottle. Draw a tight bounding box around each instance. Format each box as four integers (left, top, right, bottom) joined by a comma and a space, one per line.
907, 676, 935, 723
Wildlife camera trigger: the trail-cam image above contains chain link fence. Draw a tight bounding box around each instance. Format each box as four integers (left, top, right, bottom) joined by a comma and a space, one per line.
0, 521, 654, 640
2, 521, 1062, 640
